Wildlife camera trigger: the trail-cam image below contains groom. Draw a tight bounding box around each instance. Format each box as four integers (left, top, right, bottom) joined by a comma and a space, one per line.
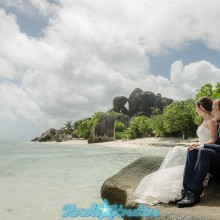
177, 98, 220, 208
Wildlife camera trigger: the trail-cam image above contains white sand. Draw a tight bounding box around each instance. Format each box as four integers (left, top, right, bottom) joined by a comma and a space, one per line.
58, 137, 199, 148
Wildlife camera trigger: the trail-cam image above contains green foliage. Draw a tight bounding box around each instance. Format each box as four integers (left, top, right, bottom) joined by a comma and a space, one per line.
195, 82, 220, 100
128, 116, 152, 138
63, 121, 74, 135
115, 121, 126, 132
212, 82, 220, 99
69, 83, 220, 140
76, 112, 106, 139
107, 110, 123, 118
90, 112, 106, 125
76, 119, 92, 139
194, 82, 220, 126
162, 99, 197, 137
194, 115, 203, 126
73, 120, 83, 130
150, 106, 162, 115
149, 114, 165, 137
115, 131, 125, 139
122, 128, 137, 139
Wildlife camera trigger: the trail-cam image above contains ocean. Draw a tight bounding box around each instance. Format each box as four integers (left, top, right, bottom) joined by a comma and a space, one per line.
0, 140, 170, 220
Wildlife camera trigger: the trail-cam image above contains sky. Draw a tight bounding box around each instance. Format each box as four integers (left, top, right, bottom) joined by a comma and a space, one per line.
0, 0, 220, 140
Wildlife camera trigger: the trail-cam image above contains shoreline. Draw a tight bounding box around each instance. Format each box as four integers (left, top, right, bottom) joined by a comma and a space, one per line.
58, 137, 199, 148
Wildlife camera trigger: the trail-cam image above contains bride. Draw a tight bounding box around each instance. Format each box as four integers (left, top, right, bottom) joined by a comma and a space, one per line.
133, 96, 217, 205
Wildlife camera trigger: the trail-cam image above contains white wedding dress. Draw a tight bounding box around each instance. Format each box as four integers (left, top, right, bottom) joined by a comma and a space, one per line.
132, 125, 211, 205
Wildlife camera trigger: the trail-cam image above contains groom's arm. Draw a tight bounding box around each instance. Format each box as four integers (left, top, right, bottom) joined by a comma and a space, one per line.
203, 144, 220, 153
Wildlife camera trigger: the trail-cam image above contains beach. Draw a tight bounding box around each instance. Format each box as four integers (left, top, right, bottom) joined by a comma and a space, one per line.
59, 136, 199, 148
1, 138, 219, 220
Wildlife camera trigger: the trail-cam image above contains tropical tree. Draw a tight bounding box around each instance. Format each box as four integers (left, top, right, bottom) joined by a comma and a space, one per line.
115, 121, 127, 139
76, 119, 92, 139
149, 114, 165, 137
63, 121, 74, 134
163, 99, 197, 138
128, 116, 153, 138
75, 112, 106, 139
195, 82, 220, 100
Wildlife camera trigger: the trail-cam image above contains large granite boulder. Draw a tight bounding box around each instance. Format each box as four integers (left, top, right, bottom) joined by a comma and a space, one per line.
127, 89, 172, 117
138, 91, 155, 115
101, 156, 220, 220
128, 88, 143, 116
38, 128, 57, 142
116, 114, 131, 128
88, 115, 115, 143
113, 96, 129, 113
155, 93, 162, 102
154, 97, 173, 112
121, 106, 130, 115
55, 129, 63, 142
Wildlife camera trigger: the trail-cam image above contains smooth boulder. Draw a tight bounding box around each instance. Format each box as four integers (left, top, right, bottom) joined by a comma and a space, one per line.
88, 115, 115, 143
101, 156, 220, 220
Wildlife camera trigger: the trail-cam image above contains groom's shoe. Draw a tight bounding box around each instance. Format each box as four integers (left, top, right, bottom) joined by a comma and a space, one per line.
170, 189, 186, 204
177, 191, 200, 208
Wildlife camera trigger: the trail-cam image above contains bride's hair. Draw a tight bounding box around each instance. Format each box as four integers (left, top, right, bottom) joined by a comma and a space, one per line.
196, 96, 213, 114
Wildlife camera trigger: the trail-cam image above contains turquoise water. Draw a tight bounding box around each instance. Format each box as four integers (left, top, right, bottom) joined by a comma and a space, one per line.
0, 140, 170, 220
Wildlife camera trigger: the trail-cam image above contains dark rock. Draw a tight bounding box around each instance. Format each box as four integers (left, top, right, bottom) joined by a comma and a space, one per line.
139, 91, 155, 114
121, 106, 129, 115
128, 88, 143, 116
31, 137, 40, 142
71, 131, 78, 138
63, 134, 73, 141
101, 156, 220, 220
113, 96, 129, 112
140, 91, 155, 106
155, 93, 162, 102
88, 115, 115, 143
116, 115, 131, 128
39, 128, 57, 142
155, 97, 173, 112
55, 129, 63, 142
127, 89, 172, 117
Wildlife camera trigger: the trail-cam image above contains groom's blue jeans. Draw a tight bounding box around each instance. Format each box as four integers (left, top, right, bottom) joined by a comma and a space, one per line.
183, 148, 220, 195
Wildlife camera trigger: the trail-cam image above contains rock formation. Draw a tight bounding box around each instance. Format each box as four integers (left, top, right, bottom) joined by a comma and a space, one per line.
38, 128, 57, 142
101, 156, 220, 220
113, 88, 173, 117
113, 96, 129, 113
88, 115, 115, 143
32, 88, 173, 142
31, 128, 65, 142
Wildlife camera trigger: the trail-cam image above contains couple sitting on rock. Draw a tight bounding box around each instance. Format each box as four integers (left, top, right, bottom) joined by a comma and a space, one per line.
133, 97, 220, 208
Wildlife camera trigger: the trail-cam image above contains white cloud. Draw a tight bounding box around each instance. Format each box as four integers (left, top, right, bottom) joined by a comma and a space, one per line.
0, 82, 43, 120
0, 0, 220, 138
170, 60, 220, 98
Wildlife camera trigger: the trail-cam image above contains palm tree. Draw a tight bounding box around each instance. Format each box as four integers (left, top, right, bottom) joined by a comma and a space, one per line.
64, 121, 74, 134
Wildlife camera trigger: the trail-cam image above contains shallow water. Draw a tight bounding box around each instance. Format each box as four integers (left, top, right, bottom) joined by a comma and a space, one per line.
0, 140, 170, 220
